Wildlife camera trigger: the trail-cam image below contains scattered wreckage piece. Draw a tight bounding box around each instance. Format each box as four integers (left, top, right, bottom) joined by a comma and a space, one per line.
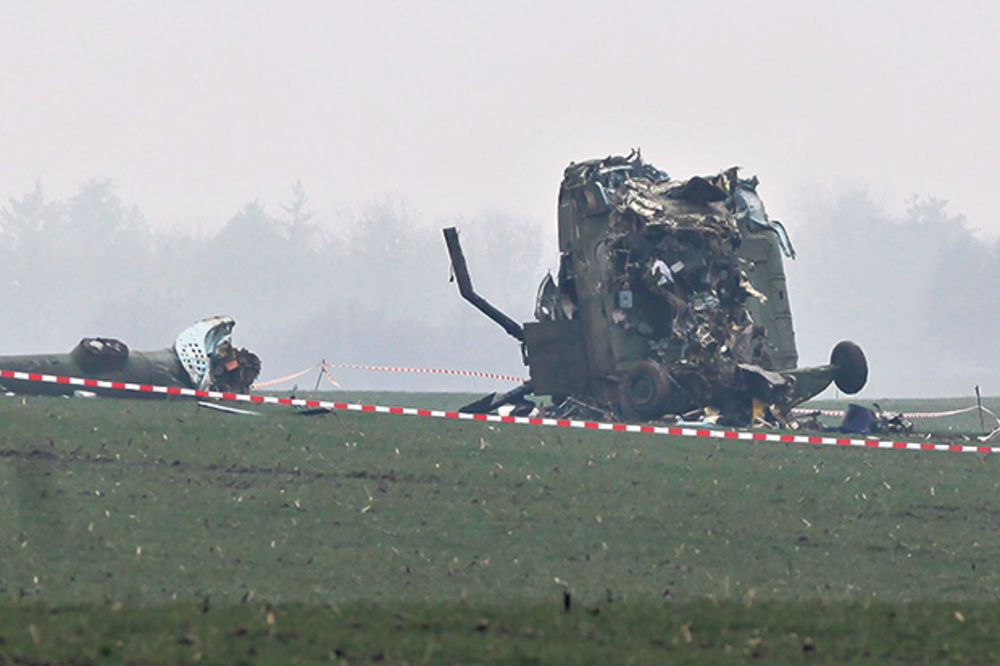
197, 400, 260, 416
0, 316, 260, 398
445, 151, 868, 426
295, 406, 336, 416
831, 403, 913, 435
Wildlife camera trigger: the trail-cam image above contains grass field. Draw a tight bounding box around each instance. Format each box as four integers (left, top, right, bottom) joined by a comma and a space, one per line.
2, 391, 1000, 663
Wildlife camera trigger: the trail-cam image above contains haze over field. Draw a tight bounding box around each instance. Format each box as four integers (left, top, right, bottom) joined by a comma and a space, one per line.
1, 1, 997, 398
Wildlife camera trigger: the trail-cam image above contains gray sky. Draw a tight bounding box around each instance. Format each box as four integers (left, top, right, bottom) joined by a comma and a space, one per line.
2, 0, 997, 238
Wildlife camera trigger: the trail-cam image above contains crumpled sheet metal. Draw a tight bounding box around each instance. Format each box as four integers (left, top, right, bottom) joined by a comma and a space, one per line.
558, 153, 793, 425
449, 151, 861, 425
175, 316, 261, 393
732, 178, 796, 259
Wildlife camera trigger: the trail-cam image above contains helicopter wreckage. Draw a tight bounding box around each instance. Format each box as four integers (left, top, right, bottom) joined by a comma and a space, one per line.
0, 315, 260, 398
445, 152, 868, 427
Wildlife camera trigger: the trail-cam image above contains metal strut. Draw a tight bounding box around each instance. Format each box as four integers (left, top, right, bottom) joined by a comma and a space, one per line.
443, 227, 524, 342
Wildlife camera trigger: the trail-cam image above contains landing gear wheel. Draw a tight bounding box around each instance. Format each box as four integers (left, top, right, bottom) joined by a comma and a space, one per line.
831, 340, 868, 394
619, 361, 673, 420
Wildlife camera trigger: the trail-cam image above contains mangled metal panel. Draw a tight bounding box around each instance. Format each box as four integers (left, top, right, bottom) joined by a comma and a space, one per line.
174, 316, 260, 392
551, 155, 780, 420
445, 150, 868, 426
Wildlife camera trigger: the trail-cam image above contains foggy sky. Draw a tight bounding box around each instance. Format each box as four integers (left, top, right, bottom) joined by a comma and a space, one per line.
2, 1, 998, 400
2, 1, 998, 238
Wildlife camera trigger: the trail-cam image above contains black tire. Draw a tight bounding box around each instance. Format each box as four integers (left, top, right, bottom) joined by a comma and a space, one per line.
831, 340, 868, 394
618, 361, 674, 420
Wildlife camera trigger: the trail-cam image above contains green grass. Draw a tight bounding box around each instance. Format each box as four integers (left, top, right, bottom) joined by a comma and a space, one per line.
2, 392, 999, 662
3, 600, 999, 664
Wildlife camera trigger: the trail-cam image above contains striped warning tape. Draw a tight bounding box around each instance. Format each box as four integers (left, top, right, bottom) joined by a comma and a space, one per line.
253, 361, 527, 389
792, 408, 847, 417
252, 362, 342, 390
251, 363, 322, 388
2, 368, 996, 454
792, 404, 999, 422
257, 363, 987, 422
322, 363, 527, 384
897, 405, 998, 420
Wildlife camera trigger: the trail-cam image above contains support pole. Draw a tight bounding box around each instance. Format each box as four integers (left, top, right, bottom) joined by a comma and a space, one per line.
976, 385, 985, 433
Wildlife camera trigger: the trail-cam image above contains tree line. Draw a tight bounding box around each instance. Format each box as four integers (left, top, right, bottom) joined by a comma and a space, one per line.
0, 179, 994, 397
0, 180, 546, 392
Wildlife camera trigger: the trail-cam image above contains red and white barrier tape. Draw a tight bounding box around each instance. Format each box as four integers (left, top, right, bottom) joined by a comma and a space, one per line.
252, 362, 343, 390
259, 364, 991, 422
255, 362, 527, 388
252, 363, 322, 388
792, 407, 846, 417
3, 368, 996, 455
792, 404, 999, 421
898, 405, 999, 420
323, 363, 527, 384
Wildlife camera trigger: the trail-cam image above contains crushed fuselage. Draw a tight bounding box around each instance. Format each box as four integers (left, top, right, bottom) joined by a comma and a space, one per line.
446, 152, 867, 425
0, 316, 260, 397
